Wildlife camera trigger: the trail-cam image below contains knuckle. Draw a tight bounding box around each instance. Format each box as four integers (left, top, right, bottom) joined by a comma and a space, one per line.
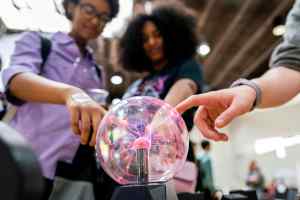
81, 137, 88, 143
82, 125, 90, 133
69, 104, 79, 111
72, 126, 79, 134
71, 121, 79, 127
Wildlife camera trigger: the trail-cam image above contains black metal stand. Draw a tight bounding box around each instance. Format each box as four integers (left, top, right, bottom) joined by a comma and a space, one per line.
111, 183, 167, 200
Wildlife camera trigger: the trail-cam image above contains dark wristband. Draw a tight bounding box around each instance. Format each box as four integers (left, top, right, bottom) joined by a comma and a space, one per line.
230, 78, 262, 110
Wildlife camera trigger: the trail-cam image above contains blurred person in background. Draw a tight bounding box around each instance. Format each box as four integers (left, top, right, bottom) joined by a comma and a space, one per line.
1, 0, 119, 199
118, 2, 203, 194
196, 140, 216, 199
246, 160, 265, 198
119, 1, 203, 163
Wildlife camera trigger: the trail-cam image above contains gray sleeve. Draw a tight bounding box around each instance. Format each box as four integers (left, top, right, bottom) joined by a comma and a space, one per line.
270, 0, 300, 72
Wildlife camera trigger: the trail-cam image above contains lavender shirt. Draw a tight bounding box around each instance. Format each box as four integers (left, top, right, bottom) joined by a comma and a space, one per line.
2, 31, 104, 179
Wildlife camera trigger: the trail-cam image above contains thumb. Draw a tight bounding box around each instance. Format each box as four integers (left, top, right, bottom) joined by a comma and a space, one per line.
215, 100, 245, 128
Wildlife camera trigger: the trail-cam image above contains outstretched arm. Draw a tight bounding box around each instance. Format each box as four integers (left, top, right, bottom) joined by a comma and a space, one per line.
9, 72, 106, 146
176, 0, 300, 141
254, 67, 300, 108
164, 78, 197, 106
176, 67, 300, 141
9, 72, 79, 104
2, 32, 105, 146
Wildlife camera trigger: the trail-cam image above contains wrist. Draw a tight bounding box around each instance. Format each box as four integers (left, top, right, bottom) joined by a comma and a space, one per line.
230, 78, 262, 110
239, 85, 257, 109
63, 87, 85, 105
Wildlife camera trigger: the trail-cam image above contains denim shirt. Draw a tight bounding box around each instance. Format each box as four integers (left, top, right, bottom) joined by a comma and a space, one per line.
2, 31, 104, 179
270, 0, 300, 72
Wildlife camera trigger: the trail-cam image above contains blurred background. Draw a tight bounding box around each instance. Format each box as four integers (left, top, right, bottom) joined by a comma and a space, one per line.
1, 0, 300, 196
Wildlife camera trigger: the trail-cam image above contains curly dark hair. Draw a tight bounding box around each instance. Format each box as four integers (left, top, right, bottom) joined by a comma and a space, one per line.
119, 5, 199, 73
63, 0, 119, 20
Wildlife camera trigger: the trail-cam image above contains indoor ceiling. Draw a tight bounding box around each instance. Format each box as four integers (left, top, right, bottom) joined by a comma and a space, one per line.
102, 0, 295, 100
182, 0, 295, 89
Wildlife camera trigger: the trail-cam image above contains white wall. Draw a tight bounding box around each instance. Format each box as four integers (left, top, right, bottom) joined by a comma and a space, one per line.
0, 33, 22, 68
191, 94, 300, 192
0, 33, 22, 90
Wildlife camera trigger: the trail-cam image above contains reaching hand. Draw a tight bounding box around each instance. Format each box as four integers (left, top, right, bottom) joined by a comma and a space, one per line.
65, 92, 107, 146
176, 86, 256, 141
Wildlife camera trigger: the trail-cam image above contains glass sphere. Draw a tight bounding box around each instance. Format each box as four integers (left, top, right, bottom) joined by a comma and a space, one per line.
96, 96, 189, 185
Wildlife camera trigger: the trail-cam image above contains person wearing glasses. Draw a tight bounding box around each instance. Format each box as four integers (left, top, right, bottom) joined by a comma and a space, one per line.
2, 0, 119, 199
176, 0, 300, 142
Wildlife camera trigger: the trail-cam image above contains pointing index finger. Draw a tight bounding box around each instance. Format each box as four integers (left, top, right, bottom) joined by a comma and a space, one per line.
176, 93, 217, 114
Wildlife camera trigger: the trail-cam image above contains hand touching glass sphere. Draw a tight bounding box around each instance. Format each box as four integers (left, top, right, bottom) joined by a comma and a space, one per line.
96, 96, 189, 185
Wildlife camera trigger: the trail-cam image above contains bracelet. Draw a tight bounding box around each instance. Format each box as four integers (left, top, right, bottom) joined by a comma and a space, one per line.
71, 93, 92, 104
230, 78, 262, 110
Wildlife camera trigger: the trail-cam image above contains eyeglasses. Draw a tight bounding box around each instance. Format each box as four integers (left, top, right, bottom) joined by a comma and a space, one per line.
79, 3, 111, 24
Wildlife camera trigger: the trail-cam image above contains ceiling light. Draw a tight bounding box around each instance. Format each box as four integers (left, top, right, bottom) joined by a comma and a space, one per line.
272, 25, 285, 36
254, 137, 282, 155
254, 135, 300, 159
110, 75, 123, 85
144, 1, 153, 14
197, 43, 211, 57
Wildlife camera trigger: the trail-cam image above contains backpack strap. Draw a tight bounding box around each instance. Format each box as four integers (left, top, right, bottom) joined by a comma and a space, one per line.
39, 35, 52, 74
94, 64, 102, 80
1, 34, 52, 121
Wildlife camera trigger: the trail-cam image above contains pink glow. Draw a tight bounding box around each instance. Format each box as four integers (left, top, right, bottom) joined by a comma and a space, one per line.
132, 137, 151, 150
96, 96, 189, 185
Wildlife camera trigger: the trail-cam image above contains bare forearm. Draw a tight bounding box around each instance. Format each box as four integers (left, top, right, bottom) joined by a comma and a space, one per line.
9, 72, 82, 104
254, 67, 300, 108
164, 79, 197, 107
